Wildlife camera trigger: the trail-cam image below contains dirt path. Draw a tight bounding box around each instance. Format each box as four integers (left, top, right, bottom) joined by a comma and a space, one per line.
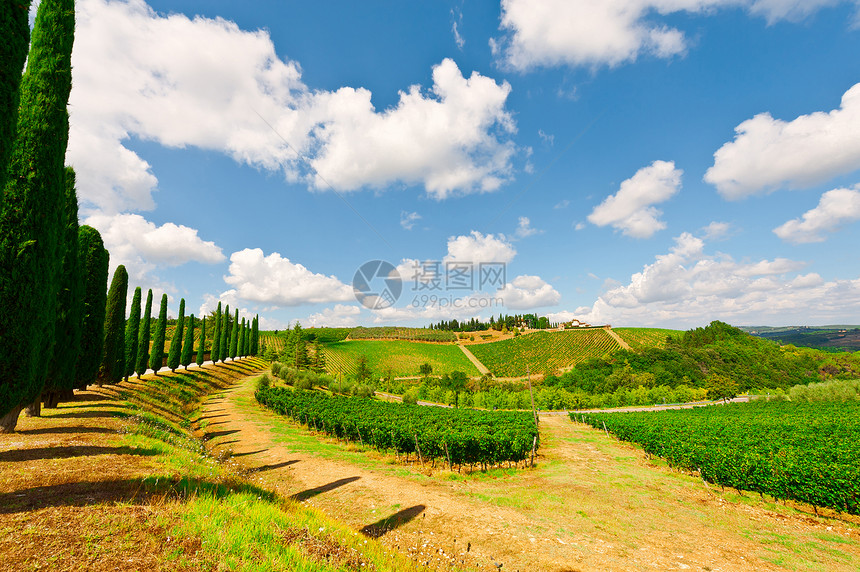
456, 343, 490, 375
202, 375, 860, 572
604, 327, 631, 350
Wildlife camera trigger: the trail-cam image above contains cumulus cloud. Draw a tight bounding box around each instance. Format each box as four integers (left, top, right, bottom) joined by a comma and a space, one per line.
223, 248, 353, 306
702, 221, 732, 240
400, 211, 422, 230
774, 186, 860, 243
706, 83, 860, 199
497, 275, 561, 309
496, 0, 853, 71
588, 160, 682, 238
445, 231, 517, 264
305, 304, 362, 328
70, 0, 518, 215
560, 232, 860, 327
514, 216, 541, 238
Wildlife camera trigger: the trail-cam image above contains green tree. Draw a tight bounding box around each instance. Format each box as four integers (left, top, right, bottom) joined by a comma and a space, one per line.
311, 339, 327, 373
219, 305, 230, 362
196, 317, 206, 367
238, 317, 247, 357
0, 0, 31, 196
98, 265, 128, 386
706, 374, 739, 403
123, 286, 142, 382
0, 0, 76, 432
43, 167, 85, 408
250, 315, 259, 356
419, 362, 433, 379
135, 289, 153, 378
211, 302, 222, 364
75, 226, 108, 390
355, 355, 372, 384
229, 309, 240, 360
167, 298, 185, 373
149, 294, 168, 375
180, 314, 195, 369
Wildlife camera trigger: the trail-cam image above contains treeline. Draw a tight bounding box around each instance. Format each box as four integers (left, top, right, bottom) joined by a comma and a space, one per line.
429, 313, 555, 332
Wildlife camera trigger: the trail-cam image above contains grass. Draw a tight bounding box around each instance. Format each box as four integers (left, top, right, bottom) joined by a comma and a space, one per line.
323, 339, 479, 377
613, 327, 683, 350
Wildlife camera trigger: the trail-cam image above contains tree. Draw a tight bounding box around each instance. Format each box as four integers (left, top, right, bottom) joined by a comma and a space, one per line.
211, 302, 221, 364
706, 374, 739, 403
98, 265, 128, 386
229, 308, 239, 360
180, 314, 195, 369
419, 362, 433, 379
167, 298, 185, 372
135, 289, 153, 378
250, 315, 259, 356
355, 355, 372, 384
444, 370, 468, 408
196, 317, 206, 367
0, 0, 31, 196
219, 305, 230, 362
123, 287, 142, 382
149, 294, 168, 375
75, 226, 108, 391
238, 317, 247, 357
43, 167, 85, 408
311, 339, 326, 373
0, 0, 76, 432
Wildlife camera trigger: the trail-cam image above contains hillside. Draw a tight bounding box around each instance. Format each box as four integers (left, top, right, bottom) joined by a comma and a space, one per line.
323, 339, 480, 377
741, 325, 860, 352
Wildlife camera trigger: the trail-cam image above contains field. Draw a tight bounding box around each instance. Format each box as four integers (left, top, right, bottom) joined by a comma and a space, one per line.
613, 327, 682, 350
468, 329, 621, 376
348, 326, 456, 342
323, 339, 479, 377
577, 401, 860, 514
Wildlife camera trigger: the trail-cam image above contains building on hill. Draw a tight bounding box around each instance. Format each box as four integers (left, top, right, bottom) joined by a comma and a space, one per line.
562, 319, 592, 329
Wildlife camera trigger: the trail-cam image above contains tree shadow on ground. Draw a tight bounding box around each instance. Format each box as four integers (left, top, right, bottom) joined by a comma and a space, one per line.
0, 445, 161, 463
230, 449, 267, 457
18, 426, 116, 436
360, 505, 426, 539
204, 429, 240, 440
289, 476, 360, 502
48, 411, 120, 419
246, 460, 299, 474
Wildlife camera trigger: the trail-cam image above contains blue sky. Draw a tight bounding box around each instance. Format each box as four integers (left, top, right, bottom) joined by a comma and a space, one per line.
60, 0, 860, 329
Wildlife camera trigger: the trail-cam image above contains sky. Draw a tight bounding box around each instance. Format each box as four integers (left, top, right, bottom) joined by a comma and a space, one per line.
52, 0, 860, 329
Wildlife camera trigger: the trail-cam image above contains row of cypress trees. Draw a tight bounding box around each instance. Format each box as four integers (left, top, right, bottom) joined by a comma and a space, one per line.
208, 302, 259, 364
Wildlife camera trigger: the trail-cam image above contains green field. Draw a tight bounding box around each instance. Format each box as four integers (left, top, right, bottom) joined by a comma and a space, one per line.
323, 339, 479, 377
348, 326, 456, 342
468, 329, 621, 377
613, 327, 682, 350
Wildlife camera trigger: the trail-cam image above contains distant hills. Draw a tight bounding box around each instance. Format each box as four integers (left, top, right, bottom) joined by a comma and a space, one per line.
740, 325, 860, 352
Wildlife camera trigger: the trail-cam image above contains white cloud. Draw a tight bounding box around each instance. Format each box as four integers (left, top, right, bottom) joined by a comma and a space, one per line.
514, 216, 541, 238
400, 211, 422, 230
445, 231, 517, 264
702, 221, 732, 240
774, 186, 860, 243
588, 160, 682, 238
497, 275, 561, 309
497, 0, 853, 71
564, 232, 860, 327
69, 0, 518, 215
223, 248, 354, 306
451, 9, 465, 49
305, 304, 362, 328
706, 83, 860, 199
554, 199, 570, 209
538, 129, 554, 146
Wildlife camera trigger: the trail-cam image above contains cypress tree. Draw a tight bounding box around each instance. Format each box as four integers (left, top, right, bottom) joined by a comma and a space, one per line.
149, 294, 168, 375
166, 298, 185, 373
135, 289, 153, 378
237, 318, 245, 357
180, 314, 195, 369
0, 1, 30, 196
0, 0, 76, 432
43, 167, 85, 408
211, 302, 222, 364
75, 226, 108, 391
196, 317, 206, 367
250, 315, 259, 356
98, 265, 128, 385
229, 309, 240, 360
123, 286, 142, 382
219, 305, 230, 362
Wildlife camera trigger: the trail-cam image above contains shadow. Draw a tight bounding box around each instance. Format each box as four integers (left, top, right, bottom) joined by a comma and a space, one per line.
290, 476, 361, 502
57, 402, 126, 410
18, 426, 116, 436
204, 429, 240, 440
231, 449, 268, 457
247, 460, 299, 473
48, 411, 120, 419
360, 505, 426, 538
217, 440, 239, 446
0, 445, 160, 463
198, 412, 227, 420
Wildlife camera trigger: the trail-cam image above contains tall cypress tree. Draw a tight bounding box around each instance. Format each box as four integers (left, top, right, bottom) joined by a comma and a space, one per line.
149, 294, 168, 375
211, 302, 222, 364
180, 314, 195, 369
229, 309, 240, 360
123, 286, 142, 382
196, 317, 206, 367
219, 305, 230, 362
167, 298, 185, 373
98, 265, 128, 385
0, 0, 76, 432
0, 1, 31, 196
75, 226, 108, 391
236, 318, 244, 357
250, 315, 259, 356
43, 167, 85, 408
135, 289, 153, 378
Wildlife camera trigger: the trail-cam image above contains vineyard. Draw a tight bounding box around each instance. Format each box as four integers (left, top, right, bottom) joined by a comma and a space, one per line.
468, 329, 621, 377
256, 385, 539, 470
575, 401, 860, 514
259, 334, 284, 352
323, 340, 479, 377
613, 327, 682, 350
348, 326, 456, 342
